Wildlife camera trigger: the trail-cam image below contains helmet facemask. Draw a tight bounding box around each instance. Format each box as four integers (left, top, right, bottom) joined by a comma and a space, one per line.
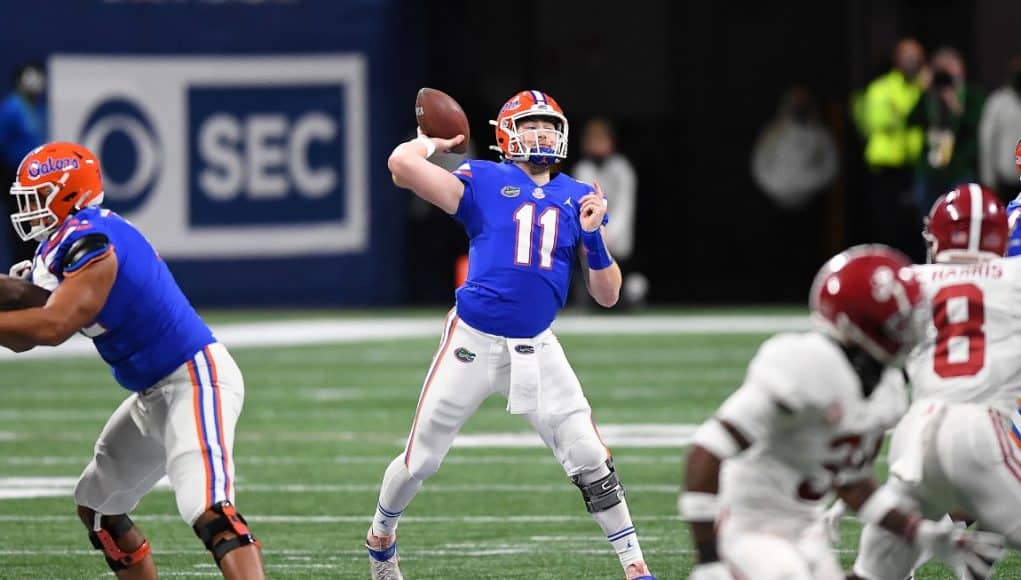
10, 180, 60, 242
491, 113, 569, 166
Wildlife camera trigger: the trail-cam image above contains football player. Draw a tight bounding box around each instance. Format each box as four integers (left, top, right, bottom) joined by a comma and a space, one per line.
0, 142, 263, 579
364, 90, 655, 580
850, 184, 1021, 580
1004, 137, 1021, 257
680, 245, 1004, 580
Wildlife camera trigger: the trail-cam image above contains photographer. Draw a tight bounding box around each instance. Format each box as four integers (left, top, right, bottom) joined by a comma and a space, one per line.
907, 47, 985, 221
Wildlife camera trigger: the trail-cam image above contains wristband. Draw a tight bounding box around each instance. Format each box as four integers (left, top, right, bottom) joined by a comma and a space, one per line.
857, 485, 901, 527
415, 134, 436, 159
679, 492, 719, 522
582, 230, 613, 270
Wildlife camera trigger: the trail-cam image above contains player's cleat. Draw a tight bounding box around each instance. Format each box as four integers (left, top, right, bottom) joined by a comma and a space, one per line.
625, 561, 656, 579
366, 529, 403, 580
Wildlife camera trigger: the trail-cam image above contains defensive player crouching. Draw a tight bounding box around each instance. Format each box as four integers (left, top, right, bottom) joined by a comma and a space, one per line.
0, 142, 263, 579
679, 245, 1004, 580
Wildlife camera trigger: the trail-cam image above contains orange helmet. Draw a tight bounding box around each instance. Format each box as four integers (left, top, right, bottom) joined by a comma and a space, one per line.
10, 142, 104, 242
489, 90, 568, 166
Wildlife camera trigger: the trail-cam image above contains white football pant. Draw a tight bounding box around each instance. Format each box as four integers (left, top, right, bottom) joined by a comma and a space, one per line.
74, 343, 244, 525
853, 402, 1021, 579
719, 513, 843, 580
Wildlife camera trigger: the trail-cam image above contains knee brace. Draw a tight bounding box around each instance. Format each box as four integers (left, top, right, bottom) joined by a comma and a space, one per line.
193, 500, 260, 567
571, 458, 626, 513
82, 511, 151, 571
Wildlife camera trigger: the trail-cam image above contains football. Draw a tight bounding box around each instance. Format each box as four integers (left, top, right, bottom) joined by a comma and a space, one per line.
415, 87, 470, 154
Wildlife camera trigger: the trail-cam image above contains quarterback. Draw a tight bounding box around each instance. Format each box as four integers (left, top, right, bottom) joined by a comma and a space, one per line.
0, 142, 263, 579
364, 90, 655, 580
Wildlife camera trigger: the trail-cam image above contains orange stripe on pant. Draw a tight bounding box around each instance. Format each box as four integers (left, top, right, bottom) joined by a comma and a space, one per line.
405, 313, 459, 468
188, 359, 213, 509
205, 346, 232, 500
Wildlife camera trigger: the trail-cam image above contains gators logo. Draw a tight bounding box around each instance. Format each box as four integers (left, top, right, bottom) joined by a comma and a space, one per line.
454, 347, 476, 363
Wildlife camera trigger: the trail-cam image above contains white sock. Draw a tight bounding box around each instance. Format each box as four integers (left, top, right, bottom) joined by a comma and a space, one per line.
578, 465, 645, 569
593, 499, 645, 568
371, 455, 423, 537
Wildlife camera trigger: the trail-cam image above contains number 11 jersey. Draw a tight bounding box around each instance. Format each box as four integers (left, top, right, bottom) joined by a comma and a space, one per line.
451, 160, 607, 338
907, 259, 1021, 417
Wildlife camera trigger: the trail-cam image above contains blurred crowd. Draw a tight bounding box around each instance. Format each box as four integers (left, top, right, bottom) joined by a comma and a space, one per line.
752, 38, 1021, 264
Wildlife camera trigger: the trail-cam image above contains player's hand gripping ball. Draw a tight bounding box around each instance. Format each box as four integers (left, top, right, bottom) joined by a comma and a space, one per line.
415, 87, 470, 154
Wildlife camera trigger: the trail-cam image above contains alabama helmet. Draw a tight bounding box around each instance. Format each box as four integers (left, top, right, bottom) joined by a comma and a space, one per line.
923, 183, 1007, 263
810, 244, 925, 364
489, 90, 568, 166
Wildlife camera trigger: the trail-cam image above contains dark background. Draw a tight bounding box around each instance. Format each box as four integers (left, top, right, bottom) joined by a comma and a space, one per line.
410, 0, 1021, 304
3, 0, 1021, 306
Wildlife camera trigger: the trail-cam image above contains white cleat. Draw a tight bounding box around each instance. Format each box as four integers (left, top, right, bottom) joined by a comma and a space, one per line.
366, 529, 403, 580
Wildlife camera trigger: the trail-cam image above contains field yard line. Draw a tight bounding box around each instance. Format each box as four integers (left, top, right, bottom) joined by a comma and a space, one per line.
1, 547, 694, 555
0, 476, 678, 500
0, 313, 807, 361
0, 513, 682, 523
4, 453, 678, 466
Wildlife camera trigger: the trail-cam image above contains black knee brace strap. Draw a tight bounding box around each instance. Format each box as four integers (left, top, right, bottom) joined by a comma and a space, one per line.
193, 501, 259, 566
571, 459, 626, 513
88, 514, 151, 571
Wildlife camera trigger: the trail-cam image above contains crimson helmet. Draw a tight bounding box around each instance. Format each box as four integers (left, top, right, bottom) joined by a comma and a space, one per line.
10, 141, 104, 242
489, 90, 568, 166
923, 183, 1007, 263
810, 244, 925, 363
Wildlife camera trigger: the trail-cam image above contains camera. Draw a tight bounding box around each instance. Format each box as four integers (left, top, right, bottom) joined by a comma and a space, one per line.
932, 70, 955, 89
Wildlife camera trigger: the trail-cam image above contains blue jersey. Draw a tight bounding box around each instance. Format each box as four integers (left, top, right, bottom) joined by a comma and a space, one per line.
1008, 194, 1021, 257
451, 160, 607, 337
31, 208, 215, 391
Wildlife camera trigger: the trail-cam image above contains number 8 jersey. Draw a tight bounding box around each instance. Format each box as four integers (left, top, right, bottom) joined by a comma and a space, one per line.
906, 259, 1021, 416
451, 160, 607, 338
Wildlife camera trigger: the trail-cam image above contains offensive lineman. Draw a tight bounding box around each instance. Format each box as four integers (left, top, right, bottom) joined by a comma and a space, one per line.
363, 90, 655, 580
850, 184, 1021, 580
680, 245, 1004, 580
0, 142, 263, 579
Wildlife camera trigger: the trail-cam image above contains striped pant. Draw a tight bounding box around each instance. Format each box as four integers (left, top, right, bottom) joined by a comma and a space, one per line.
74, 343, 244, 525
854, 402, 1021, 579
402, 310, 604, 481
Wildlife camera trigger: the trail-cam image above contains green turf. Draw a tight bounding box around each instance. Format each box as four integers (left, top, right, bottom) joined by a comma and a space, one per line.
0, 324, 1013, 578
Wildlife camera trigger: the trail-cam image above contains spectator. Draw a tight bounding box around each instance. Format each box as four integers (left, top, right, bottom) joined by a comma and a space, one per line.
572, 118, 646, 308
979, 55, 1021, 201
908, 46, 986, 222
860, 38, 926, 254
0, 61, 47, 266
751, 86, 838, 209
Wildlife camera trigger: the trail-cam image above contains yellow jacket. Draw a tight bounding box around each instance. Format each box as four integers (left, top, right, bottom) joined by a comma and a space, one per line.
862, 70, 924, 168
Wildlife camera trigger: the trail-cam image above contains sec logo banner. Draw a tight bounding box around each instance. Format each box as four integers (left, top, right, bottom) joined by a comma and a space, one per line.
49, 55, 368, 258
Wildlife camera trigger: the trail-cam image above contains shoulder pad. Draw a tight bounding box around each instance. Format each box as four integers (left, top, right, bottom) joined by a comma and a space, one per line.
61, 233, 112, 275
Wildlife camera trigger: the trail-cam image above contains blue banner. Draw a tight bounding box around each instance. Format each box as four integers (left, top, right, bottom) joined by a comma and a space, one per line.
0, 0, 425, 306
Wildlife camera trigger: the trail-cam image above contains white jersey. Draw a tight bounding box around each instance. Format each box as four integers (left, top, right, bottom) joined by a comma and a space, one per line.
907, 259, 1021, 417
718, 332, 907, 528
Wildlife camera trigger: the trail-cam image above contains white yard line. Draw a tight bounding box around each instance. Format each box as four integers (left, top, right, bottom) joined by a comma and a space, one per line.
0, 513, 682, 523
4, 453, 677, 466
0, 313, 806, 361
0, 476, 680, 500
